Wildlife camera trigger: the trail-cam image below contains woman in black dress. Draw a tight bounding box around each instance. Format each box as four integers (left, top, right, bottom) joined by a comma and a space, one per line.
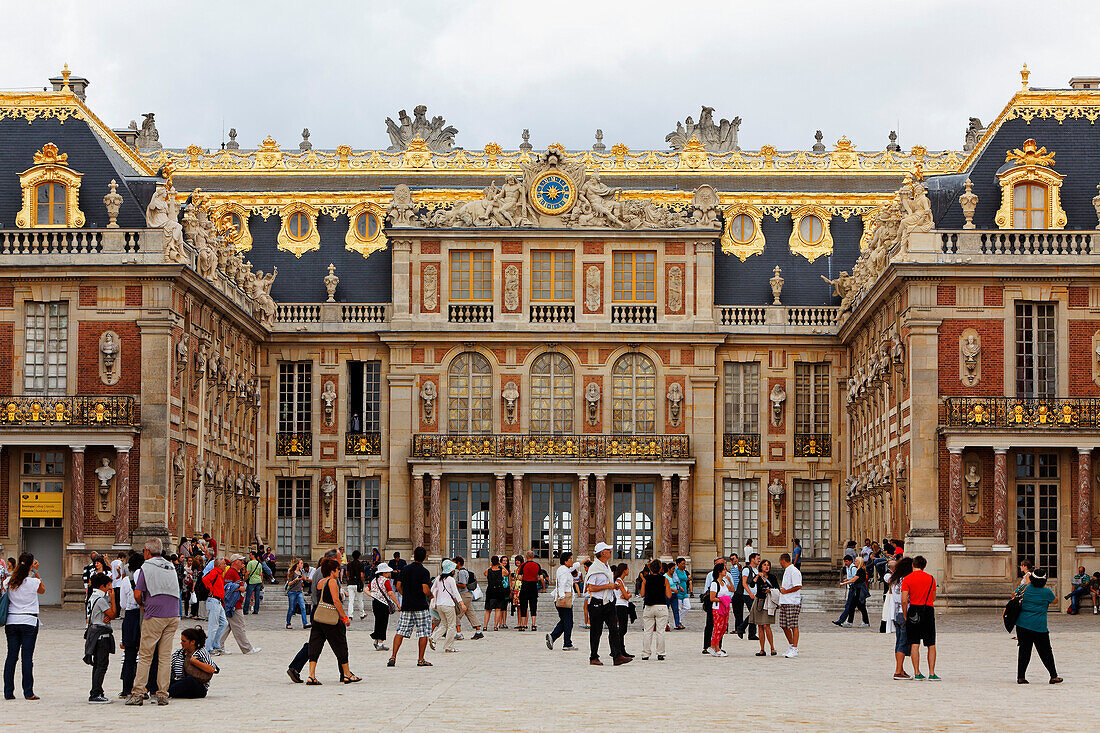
484, 556, 509, 631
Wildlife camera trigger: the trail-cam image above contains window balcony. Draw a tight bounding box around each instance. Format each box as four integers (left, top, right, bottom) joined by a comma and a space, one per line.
0, 395, 135, 427
275, 432, 312, 456
722, 433, 761, 457
448, 303, 494, 323
529, 304, 575, 323
944, 396, 1100, 429
793, 432, 831, 458
345, 431, 382, 455
939, 230, 1094, 256
412, 433, 691, 461
610, 304, 657, 324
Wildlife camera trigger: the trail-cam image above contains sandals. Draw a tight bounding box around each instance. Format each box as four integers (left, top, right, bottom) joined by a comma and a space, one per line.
1049, 677, 1063, 684
755, 651, 767, 656
341, 674, 363, 684
770, 650, 777, 656
417, 660, 433, 666
306, 677, 322, 685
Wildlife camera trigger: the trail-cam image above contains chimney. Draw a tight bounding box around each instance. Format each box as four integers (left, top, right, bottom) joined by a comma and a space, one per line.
1069, 76, 1100, 90
48, 70, 90, 102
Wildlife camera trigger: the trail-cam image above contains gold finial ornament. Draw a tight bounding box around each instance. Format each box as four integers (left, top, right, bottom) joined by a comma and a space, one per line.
1021, 63, 1030, 90
1005, 138, 1055, 167
61, 63, 71, 92
33, 142, 68, 165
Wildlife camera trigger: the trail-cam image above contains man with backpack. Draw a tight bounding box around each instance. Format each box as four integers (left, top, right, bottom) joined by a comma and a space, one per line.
244, 551, 265, 615
453, 556, 484, 640
202, 557, 229, 656
517, 550, 544, 631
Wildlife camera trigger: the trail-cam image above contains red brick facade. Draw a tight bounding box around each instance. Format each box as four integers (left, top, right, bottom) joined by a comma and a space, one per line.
1068, 320, 1100, 397
77, 321, 142, 394
938, 319, 1003, 396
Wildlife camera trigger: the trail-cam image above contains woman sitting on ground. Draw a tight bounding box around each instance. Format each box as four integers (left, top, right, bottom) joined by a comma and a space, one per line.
169, 627, 219, 698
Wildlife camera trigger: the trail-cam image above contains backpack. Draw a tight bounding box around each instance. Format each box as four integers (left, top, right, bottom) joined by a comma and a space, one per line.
194, 571, 210, 602
0, 588, 9, 626
463, 569, 478, 592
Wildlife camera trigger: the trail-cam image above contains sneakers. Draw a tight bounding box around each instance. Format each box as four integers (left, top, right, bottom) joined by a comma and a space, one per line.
783, 647, 799, 658
156, 694, 169, 706
454, 633, 464, 641
913, 673, 926, 680
928, 674, 941, 681
387, 658, 396, 667
657, 655, 665, 661
714, 649, 728, 657
841, 622, 852, 627
857, 623, 869, 628
245, 647, 262, 655
89, 696, 111, 704
546, 633, 554, 650
124, 694, 143, 706
893, 672, 910, 680
563, 646, 579, 651
472, 631, 484, 640
374, 641, 390, 651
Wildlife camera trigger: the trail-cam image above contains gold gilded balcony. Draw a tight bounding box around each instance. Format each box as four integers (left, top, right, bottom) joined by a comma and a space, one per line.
0, 395, 135, 427
944, 397, 1100, 429
412, 433, 691, 461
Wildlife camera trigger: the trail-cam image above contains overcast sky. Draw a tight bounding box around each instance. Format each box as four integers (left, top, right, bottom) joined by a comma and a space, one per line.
3, 1, 1098, 153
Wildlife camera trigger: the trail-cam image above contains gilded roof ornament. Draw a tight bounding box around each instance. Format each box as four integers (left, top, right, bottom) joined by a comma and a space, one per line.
33, 142, 68, 165
666, 106, 740, 152
1005, 138, 1055, 167
385, 105, 457, 152
1020, 62, 1030, 90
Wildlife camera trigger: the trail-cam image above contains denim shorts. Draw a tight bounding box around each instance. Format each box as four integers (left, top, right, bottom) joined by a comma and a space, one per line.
893, 612, 908, 653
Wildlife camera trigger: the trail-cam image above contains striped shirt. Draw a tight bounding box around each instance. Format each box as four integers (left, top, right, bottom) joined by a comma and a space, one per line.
171, 648, 219, 687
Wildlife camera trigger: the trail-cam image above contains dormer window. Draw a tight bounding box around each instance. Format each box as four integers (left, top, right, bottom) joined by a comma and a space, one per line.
288, 212, 311, 240
276, 203, 320, 257
344, 202, 388, 258
995, 139, 1066, 230
16, 143, 85, 229
788, 205, 833, 262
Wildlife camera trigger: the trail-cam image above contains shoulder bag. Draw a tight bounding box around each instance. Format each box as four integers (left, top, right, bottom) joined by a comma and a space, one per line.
1003, 592, 1023, 632
183, 653, 214, 684
313, 578, 341, 625
555, 575, 573, 608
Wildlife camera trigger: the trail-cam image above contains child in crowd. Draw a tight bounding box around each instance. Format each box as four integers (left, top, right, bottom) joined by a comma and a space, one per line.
84, 572, 117, 703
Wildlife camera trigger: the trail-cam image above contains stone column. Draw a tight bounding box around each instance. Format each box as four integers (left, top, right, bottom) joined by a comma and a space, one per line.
992, 448, 1010, 551
660, 474, 673, 560
677, 473, 691, 558
428, 473, 442, 557
512, 473, 524, 555
114, 447, 131, 548
594, 475, 607, 545
411, 473, 424, 550
69, 446, 86, 548
577, 474, 590, 556
494, 473, 507, 554
1077, 448, 1094, 552
947, 448, 964, 550
904, 318, 946, 575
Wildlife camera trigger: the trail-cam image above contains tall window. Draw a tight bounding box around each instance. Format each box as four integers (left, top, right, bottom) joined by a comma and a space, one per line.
278, 362, 312, 433
723, 362, 760, 433
723, 479, 759, 556
345, 478, 380, 555
276, 478, 311, 556
1015, 453, 1058, 577
795, 362, 829, 434
530, 352, 574, 433
1015, 302, 1056, 398
448, 352, 492, 433
1012, 183, 1047, 229
20, 450, 64, 529
611, 353, 656, 434
448, 480, 491, 559
347, 361, 382, 432
613, 482, 654, 559
23, 301, 68, 394
531, 481, 572, 559
612, 251, 656, 302
793, 480, 830, 556
531, 250, 574, 301
449, 250, 493, 302
35, 183, 66, 226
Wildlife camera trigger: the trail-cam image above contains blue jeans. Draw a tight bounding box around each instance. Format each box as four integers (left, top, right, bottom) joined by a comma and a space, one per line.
286, 591, 308, 627
550, 606, 573, 647
205, 598, 228, 652
668, 596, 682, 627
245, 583, 263, 614
4, 623, 38, 699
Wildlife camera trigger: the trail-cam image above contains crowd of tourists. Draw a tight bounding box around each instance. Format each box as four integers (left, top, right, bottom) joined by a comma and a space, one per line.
0, 531, 1089, 703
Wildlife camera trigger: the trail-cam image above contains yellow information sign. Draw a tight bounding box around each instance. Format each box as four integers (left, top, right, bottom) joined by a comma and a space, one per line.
20, 491, 63, 519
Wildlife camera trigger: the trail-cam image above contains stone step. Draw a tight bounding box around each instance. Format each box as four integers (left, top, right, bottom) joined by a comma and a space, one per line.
799, 587, 850, 613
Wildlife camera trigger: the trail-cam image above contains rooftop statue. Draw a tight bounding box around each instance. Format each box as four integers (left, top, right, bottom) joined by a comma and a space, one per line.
666, 106, 741, 152
385, 105, 458, 153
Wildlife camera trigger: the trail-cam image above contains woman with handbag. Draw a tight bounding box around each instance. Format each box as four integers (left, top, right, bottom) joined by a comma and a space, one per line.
885, 556, 913, 679
306, 557, 361, 685
749, 558, 779, 656
705, 562, 733, 657
368, 562, 399, 651
1014, 568, 1062, 684
484, 556, 509, 632
546, 551, 578, 651
612, 563, 633, 653
839, 557, 871, 627
285, 558, 309, 630
167, 626, 218, 699
429, 560, 466, 652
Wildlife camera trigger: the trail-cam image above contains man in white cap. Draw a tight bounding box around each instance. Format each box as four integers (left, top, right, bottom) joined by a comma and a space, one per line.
585, 542, 631, 666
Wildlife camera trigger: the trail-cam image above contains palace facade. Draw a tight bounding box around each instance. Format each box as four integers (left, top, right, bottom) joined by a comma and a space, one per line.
2, 67, 1098, 606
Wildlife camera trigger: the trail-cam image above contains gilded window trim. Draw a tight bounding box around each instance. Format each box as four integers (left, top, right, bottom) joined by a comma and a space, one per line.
994, 139, 1066, 230
344, 201, 388, 259
16, 143, 85, 229
720, 204, 766, 261
276, 202, 320, 258
788, 205, 833, 263
212, 202, 253, 252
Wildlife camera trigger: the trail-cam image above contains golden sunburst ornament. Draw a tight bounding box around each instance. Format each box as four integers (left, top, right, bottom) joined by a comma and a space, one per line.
530, 170, 576, 215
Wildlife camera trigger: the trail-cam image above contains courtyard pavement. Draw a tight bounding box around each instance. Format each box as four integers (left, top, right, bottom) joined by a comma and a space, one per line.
3, 595, 1098, 732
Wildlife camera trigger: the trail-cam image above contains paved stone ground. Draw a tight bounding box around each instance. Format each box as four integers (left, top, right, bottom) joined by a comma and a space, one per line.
3, 596, 1099, 732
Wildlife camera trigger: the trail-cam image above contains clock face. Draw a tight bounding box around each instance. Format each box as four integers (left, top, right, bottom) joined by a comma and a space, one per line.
531, 171, 576, 216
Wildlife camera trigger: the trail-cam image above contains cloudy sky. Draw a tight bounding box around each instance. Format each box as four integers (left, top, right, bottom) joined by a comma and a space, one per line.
3, 1, 1098, 153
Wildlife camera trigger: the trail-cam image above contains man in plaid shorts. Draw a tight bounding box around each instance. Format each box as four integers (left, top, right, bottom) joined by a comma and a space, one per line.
777, 552, 803, 658
388, 546, 434, 667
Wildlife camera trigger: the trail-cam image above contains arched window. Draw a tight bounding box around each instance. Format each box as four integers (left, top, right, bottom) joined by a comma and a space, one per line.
35, 182, 67, 226
729, 213, 755, 244
448, 352, 492, 433
1012, 182, 1047, 229
287, 212, 311, 240
798, 214, 824, 245
530, 352, 574, 433
355, 212, 380, 240
611, 353, 656, 434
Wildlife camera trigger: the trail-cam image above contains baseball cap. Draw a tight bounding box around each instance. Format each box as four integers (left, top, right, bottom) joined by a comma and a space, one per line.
594, 542, 612, 554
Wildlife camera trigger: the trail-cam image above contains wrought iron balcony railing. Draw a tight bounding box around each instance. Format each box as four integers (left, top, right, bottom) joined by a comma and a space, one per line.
723, 433, 761, 457
0, 395, 135, 427
345, 431, 382, 456
275, 432, 312, 456
412, 433, 691, 461
944, 397, 1100, 429
793, 432, 831, 458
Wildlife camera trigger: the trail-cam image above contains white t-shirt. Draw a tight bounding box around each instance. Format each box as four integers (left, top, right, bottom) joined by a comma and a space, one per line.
6, 577, 42, 626
555, 564, 575, 599
743, 544, 755, 560
111, 558, 126, 589
614, 579, 629, 607
433, 576, 461, 607
710, 576, 733, 599
779, 564, 803, 605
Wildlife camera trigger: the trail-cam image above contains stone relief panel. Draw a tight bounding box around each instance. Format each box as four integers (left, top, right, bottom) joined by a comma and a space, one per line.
665, 263, 684, 315
503, 263, 521, 313
1092, 330, 1100, 387
419, 376, 438, 432
583, 377, 602, 433
664, 377, 685, 432
99, 331, 121, 386
583, 263, 603, 315
421, 262, 440, 313
959, 329, 981, 387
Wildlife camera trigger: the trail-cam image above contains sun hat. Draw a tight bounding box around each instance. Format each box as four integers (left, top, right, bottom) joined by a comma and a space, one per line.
375, 563, 393, 574
441, 559, 457, 574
